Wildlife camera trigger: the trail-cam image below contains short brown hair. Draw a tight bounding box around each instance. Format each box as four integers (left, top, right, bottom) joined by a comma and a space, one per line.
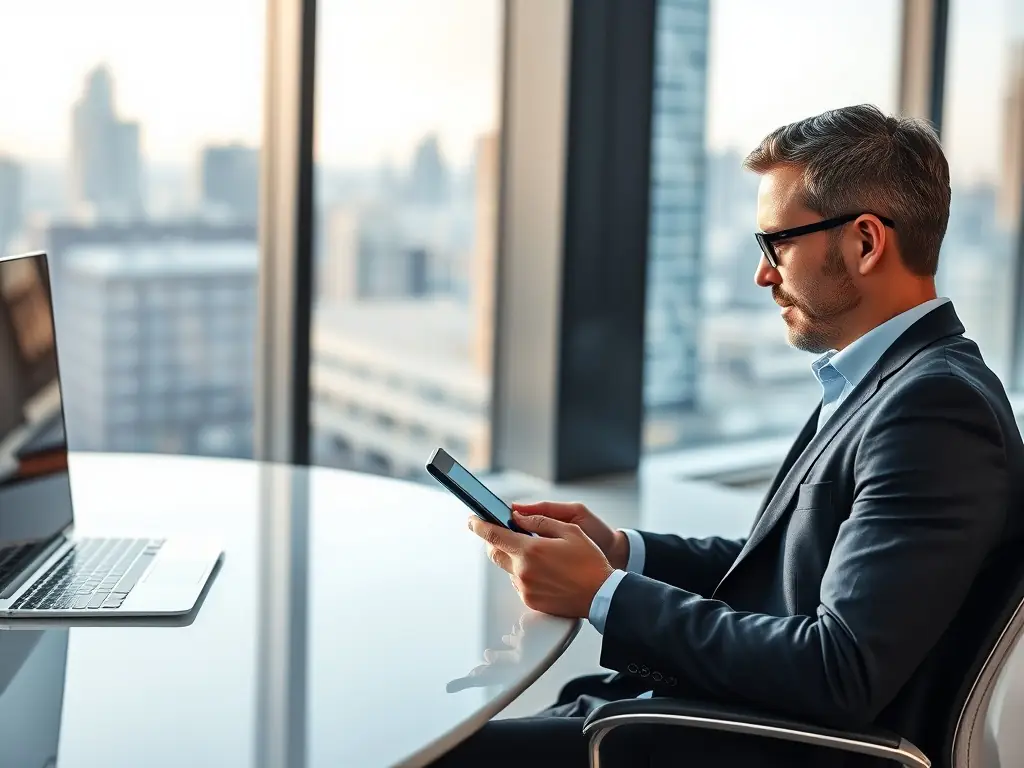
744, 104, 950, 276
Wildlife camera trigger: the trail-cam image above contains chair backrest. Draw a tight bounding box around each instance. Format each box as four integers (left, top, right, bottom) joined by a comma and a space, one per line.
945, 542, 1024, 767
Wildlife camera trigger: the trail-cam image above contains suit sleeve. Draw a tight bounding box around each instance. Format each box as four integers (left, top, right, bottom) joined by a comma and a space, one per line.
638, 532, 746, 597
600, 375, 1009, 727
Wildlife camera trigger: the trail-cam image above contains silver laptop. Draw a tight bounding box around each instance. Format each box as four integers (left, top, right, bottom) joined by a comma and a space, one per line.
0, 251, 221, 617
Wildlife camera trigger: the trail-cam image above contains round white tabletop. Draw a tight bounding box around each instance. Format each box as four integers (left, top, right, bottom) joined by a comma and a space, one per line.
0, 453, 580, 767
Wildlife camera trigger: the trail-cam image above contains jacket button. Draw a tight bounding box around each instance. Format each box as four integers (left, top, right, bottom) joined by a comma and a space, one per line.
640, 666, 650, 677
627, 663, 639, 674
652, 672, 663, 682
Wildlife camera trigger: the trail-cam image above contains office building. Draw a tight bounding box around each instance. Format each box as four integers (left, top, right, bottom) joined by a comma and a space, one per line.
55, 240, 257, 459
0, 157, 22, 255
644, 0, 710, 411
70, 65, 143, 221
28, 219, 256, 284
406, 133, 450, 206
402, 202, 470, 297
321, 201, 463, 303
323, 205, 410, 300
323, 204, 409, 301
311, 299, 489, 478
200, 143, 260, 222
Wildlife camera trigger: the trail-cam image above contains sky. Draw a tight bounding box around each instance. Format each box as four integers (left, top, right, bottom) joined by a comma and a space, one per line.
0, 0, 1018, 182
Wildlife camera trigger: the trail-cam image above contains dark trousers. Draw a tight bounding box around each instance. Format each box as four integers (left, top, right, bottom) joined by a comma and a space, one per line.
430, 674, 646, 768
430, 674, 877, 768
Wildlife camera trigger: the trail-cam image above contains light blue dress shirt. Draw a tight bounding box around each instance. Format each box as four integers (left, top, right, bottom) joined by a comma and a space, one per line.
587, 529, 646, 632
811, 297, 950, 432
586, 297, 950, 636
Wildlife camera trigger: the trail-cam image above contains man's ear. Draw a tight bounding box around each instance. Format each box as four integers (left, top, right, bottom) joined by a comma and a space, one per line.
856, 217, 886, 276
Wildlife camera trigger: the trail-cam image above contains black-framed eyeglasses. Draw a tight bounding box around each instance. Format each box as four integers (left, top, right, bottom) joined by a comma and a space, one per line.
755, 212, 896, 269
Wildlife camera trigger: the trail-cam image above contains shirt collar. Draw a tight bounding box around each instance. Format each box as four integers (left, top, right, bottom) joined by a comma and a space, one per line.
811, 352, 839, 382
811, 297, 950, 389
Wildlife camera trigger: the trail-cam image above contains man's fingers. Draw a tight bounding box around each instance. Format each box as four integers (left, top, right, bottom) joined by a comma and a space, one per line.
511, 511, 577, 539
469, 516, 524, 554
487, 544, 514, 573
511, 501, 586, 522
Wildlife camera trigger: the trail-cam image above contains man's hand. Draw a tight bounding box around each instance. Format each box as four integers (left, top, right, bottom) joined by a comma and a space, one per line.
469, 512, 614, 618
512, 501, 630, 570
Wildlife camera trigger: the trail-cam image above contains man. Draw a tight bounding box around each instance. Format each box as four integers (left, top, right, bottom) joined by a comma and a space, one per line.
433, 105, 1024, 767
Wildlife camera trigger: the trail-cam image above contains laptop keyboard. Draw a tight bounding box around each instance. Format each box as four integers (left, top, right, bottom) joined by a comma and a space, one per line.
11, 538, 164, 611
0, 543, 41, 594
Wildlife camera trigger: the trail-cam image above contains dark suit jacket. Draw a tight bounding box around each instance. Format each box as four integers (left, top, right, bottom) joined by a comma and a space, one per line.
600, 302, 1024, 765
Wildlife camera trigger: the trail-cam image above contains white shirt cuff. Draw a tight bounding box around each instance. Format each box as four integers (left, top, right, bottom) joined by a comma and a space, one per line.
622, 528, 646, 573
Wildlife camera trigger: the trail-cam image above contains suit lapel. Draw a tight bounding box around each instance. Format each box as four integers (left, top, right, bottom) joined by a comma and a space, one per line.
713, 301, 968, 594
714, 371, 881, 590
750, 405, 819, 526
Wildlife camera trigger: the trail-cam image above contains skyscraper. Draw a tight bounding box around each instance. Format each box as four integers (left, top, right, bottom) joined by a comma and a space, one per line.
406, 134, 450, 205
200, 143, 260, 221
70, 65, 144, 220
644, 0, 709, 410
0, 157, 23, 255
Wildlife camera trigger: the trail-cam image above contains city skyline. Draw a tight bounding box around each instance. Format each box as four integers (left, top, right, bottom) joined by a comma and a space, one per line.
0, 0, 1019, 182
0, 0, 1020, 469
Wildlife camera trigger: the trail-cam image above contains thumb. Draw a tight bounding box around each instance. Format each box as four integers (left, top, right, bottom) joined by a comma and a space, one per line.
513, 511, 576, 539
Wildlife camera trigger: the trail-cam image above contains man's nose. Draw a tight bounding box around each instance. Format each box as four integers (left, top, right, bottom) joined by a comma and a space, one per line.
754, 255, 780, 288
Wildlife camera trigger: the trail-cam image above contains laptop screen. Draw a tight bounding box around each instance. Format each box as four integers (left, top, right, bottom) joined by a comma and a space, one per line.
0, 253, 74, 591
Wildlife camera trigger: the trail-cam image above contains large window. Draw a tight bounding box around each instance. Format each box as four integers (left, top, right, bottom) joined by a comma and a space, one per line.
311, 0, 503, 478
6, 0, 1001, 481
643, 0, 902, 452
939, 0, 1023, 382
0, 1, 263, 459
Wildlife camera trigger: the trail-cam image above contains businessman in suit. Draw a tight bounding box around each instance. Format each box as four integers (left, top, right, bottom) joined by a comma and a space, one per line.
432, 104, 1024, 767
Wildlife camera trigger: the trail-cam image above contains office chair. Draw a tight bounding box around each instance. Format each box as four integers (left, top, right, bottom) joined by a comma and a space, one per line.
581, 541, 1024, 767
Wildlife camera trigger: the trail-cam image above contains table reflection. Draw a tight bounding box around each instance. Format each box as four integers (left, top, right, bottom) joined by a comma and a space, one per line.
0, 627, 67, 768
447, 611, 551, 693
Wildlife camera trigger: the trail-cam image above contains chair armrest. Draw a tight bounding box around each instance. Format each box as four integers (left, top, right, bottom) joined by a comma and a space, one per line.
581, 698, 930, 768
